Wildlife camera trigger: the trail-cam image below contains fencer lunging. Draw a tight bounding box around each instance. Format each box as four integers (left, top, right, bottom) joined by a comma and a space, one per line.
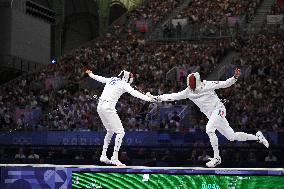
86, 69, 154, 166
155, 68, 269, 167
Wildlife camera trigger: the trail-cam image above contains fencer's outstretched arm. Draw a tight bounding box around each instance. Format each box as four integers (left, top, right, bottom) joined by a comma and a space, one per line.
124, 84, 152, 102
202, 68, 241, 92
159, 88, 188, 101
86, 70, 109, 83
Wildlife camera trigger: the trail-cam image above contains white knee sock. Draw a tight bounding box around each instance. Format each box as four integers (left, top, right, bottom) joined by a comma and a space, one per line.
233, 132, 258, 141
112, 132, 125, 160
101, 131, 114, 157
207, 132, 219, 158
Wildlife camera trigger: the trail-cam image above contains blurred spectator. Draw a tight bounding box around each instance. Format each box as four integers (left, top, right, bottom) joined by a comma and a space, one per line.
170, 111, 181, 132
233, 152, 242, 167
161, 149, 176, 165
145, 151, 158, 166
46, 151, 54, 160
176, 22, 182, 38
28, 150, 40, 159
0, 149, 8, 160
137, 147, 146, 159
187, 150, 198, 161
264, 150, 278, 162
17, 114, 27, 130
120, 151, 132, 165
176, 0, 260, 26
198, 150, 210, 161
194, 140, 205, 147
270, 1, 284, 14
59, 148, 69, 159
15, 148, 26, 159
247, 150, 258, 167
74, 152, 85, 160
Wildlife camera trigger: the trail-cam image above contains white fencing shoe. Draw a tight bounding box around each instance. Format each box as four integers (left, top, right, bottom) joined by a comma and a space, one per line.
100, 155, 111, 164
206, 156, 221, 168
110, 157, 126, 166
256, 131, 269, 148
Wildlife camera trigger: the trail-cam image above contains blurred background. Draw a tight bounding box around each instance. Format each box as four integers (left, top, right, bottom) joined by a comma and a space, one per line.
0, 0, 283, 168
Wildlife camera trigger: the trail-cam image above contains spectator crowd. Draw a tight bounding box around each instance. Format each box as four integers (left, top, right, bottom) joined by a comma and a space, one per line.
0, 0, 283, 168
0, 34, 231, 131
0, 0, 282, 135
176, 0, 261, 25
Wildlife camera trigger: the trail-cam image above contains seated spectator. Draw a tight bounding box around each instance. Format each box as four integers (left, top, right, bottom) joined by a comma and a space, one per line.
0, 149, 8, 160
265, 150, 278, 162
17, 114, 27, 130
170, 111, 181, 132
74, 152, 85, 160
15, 148, 26, 159
247, 150, 258, 167
198, 150, 210, 161
187, 150, 198, 161
176, 22, 182, 38
176, 0, 260, 26
120, 151, 132, 165
28, 150, 40, 159
145, 151, 157, 166
233, 152, 242, 167
270, 1, 284, 14
161, 149, 176, 165
136, 148, 146, 159
46, 151, 54, 160
2, 109, 12, 130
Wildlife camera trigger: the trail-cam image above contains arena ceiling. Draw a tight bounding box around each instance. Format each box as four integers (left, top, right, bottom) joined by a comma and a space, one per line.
110, 0, 142, 11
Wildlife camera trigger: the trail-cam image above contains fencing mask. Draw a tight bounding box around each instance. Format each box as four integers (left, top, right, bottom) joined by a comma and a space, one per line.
118, 70, 134, 84
187, 72, 201, 91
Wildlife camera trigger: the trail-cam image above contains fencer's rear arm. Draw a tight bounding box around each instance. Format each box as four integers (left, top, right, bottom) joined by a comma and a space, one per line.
203, 77, 237, 92
88, 73, 109, 83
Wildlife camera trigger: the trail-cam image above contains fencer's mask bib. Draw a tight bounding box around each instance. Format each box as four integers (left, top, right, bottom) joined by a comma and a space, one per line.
118, 70, 134, 84
187, 72, 201, 92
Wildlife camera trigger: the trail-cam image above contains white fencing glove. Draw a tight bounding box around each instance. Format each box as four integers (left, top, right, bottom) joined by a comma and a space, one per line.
146, 92, 161, 103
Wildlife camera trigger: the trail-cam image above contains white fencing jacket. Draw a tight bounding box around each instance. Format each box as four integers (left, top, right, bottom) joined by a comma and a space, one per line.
159, 77, 237, 118
88, 73, 152, 106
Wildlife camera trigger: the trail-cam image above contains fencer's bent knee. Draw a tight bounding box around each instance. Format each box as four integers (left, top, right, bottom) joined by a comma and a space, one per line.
107, 130, 115, 135
206, 130, 214, 135
115, 129, 125, 135
227, 133, 235, 141
206, 131, 216, 140
207, 130, 235, 141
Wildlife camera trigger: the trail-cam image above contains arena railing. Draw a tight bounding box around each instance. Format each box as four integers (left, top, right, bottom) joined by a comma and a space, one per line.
0, 55, 44, 73
0, 55, 45, 91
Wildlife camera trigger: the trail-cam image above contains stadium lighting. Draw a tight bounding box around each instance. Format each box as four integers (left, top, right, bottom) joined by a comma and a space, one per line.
51, 58, 57, 64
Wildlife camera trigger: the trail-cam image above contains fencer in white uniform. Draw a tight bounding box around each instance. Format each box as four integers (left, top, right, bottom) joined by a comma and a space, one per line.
86, 69, 154, 166
155, 68, 269, 167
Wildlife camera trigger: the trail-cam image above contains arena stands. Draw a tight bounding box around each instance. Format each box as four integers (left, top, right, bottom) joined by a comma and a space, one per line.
0, 0, 283, 169
176, 0, 261, 25
270, 0, 284, 14
0, 34, 231, 131
110, 0, 182, 36
159, 0, 263, 39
